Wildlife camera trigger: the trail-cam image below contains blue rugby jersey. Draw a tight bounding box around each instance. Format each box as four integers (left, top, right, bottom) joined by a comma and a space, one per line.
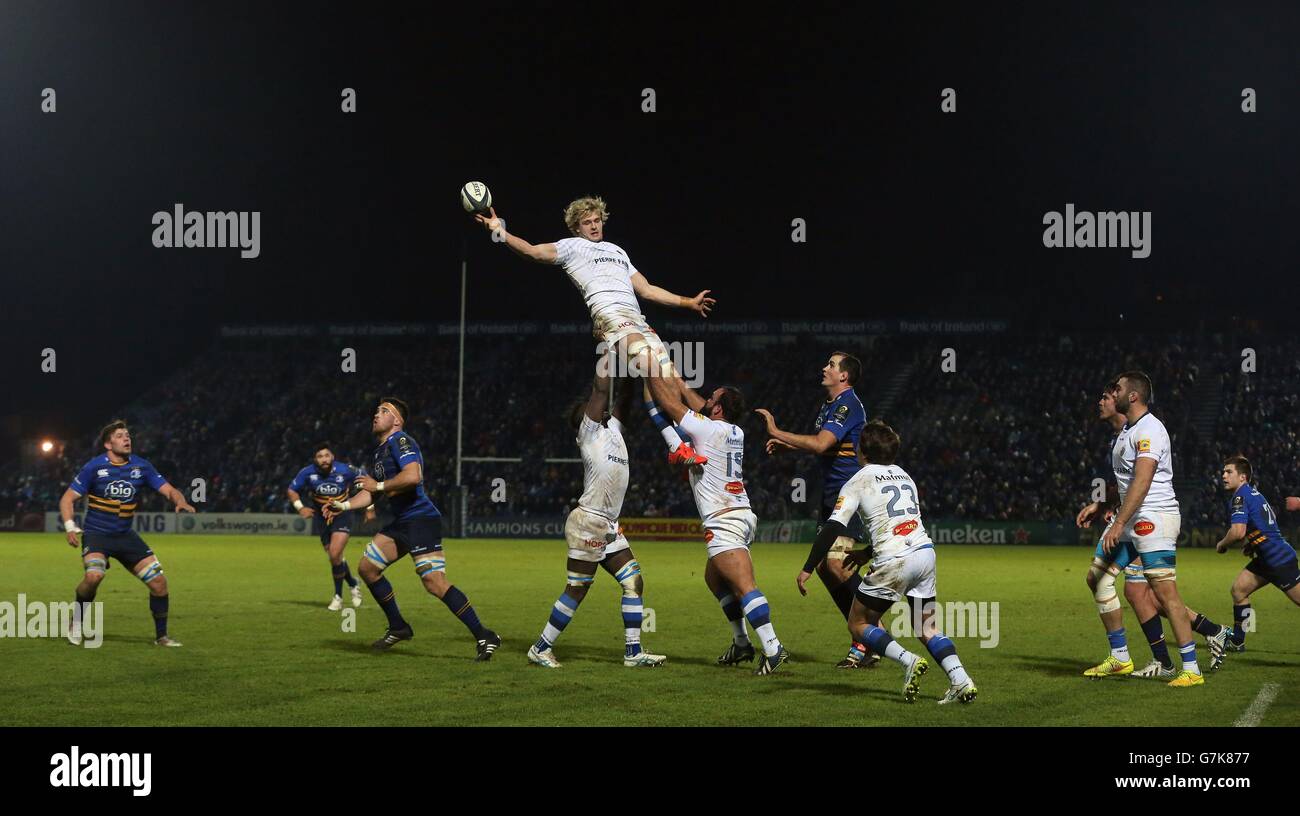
1228, 483, 1297, 567
813, 388, 866, 502
69, 455, 168, 534
371, 431, 439, 521
289, 461, 360, 515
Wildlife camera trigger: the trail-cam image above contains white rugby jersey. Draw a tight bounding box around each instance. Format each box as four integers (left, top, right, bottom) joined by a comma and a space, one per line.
1111, 411, 1178, 514
553, 238, 642, 323
576, 415, 629, 519
829, 464, 933, 562
678, 410, 751, 519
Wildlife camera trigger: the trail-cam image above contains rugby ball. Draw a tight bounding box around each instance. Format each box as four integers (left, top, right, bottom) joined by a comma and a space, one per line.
460, 181, 492, 214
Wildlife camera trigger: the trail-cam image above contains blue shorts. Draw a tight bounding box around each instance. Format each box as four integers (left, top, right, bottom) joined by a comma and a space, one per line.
1247, 557, 1300, 591
380, 515, 443, 558
81, 530, 154, 571
313, 511, 353, 547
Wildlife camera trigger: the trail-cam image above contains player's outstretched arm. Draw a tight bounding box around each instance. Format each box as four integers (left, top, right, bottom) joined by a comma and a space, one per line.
754, 408, 837, 455
474, 207, 557, 263
58, 488, 82, 547
158, 483, 196, 513
630, 273, 714, 317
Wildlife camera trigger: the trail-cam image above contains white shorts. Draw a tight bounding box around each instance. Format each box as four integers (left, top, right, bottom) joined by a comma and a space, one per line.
859, 546, 937, 604
564, 507, 631, 563
704, 510, 757, 560
1124, 510, 1180, 554
596, 311, 672, 369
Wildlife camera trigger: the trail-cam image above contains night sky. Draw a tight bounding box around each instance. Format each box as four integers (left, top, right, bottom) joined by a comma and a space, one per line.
2, 2, 1298, 456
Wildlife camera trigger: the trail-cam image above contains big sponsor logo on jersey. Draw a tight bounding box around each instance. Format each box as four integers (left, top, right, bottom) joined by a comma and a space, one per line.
103, 480, 137, 501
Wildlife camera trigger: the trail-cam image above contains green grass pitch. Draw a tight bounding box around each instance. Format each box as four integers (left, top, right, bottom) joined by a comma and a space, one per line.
2, 533, 1296, 726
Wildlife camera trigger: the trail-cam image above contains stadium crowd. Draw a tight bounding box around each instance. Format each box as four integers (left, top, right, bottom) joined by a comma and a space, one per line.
3, 330, 1295, 528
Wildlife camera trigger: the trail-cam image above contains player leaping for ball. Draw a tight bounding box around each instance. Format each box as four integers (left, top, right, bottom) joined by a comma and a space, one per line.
59, 420, 196, 647
804, 420, 978, 704
324, 398, 500, 659
527, 365, 667, 668
475, 196, 715, 466
651, 378, 790, 674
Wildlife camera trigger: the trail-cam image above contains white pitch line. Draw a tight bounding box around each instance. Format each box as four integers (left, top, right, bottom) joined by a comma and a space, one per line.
1233, 682, 1280, 727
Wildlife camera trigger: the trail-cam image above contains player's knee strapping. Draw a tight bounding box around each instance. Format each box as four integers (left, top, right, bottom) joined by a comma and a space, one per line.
627, 337, 674, 378
363, 541, 390, 572
1093, 569, 1120, 614
614, 559, 642, 597
83, 558, 107, 576
414, 556, 446, 577
566, 570, 595, 588
1140, 551, 1176, 583
137, 561, 164, 583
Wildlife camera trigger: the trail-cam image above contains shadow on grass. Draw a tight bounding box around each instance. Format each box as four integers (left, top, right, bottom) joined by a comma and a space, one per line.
268, 599, 334, 609
1007, 655, 1099, 676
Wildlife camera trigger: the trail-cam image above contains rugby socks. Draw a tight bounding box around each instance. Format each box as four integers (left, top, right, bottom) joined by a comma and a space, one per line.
149, 594, 169, 639
366, 576, 407, 630
536, 591, 582, 651
740, 589, 781, 657
714, 591, 750, 645
862, 625, 912, 664
1191, 612, 1223, 638
439, 585, 486, 638
924, 634, 972, 687
340, 559, 357, 588
332, 562, 346, 596
644, 399, 683, 452
622, 596, 643, 658
1231, 604, 1251, 646
1140, 614, 1173, 669
1179, 641, 1201, 675
1107, 627, 1131, 663
73, 588, 95, 626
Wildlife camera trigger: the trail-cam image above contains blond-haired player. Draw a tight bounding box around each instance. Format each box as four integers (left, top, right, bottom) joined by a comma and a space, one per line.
475, 195, 715, 466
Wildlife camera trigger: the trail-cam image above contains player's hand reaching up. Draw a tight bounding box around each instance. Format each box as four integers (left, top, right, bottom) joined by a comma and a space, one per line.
473, 206, 503, 234
689, 290, 715, 318
765, 438, 795, 455
753, 408, 778, 435
1287, 496, 1300, 512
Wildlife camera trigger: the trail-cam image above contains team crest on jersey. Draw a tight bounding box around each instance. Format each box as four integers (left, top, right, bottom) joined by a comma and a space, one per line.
833, 405, 849, 422
1137, 438, 1151, 453
892, 520, 919, 537
1133, 520, 1156, 536
130, 468, 142, 479
1232, 495, 1245, 510
724, 481, 744, 495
